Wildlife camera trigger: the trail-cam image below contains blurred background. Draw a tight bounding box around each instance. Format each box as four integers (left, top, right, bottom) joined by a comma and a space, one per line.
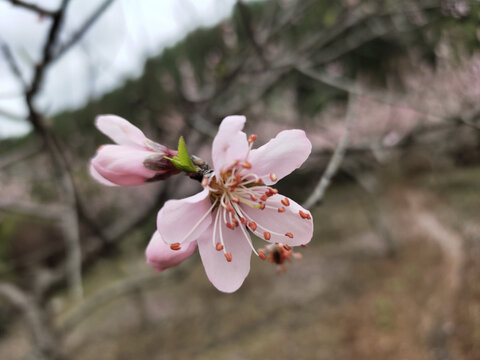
0, 0, 480, 359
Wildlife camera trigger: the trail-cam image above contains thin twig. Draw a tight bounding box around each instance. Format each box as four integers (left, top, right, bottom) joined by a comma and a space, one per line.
303, 94, 356, 209
0, 38, 26, 87
53, 0, 116, 61
0, 282, 64, 360
4, 0, 56, 17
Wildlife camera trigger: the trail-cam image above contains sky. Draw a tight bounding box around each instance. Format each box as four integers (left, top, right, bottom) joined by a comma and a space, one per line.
0, 0, 247, 138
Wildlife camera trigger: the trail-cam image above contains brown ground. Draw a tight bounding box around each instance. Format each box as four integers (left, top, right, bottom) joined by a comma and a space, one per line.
1, 167, 480, 360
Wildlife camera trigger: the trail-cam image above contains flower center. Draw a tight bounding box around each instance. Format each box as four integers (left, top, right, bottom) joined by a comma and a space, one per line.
203, 159, 298, 263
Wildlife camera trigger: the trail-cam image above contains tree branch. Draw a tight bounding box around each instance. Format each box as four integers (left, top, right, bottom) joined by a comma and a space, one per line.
53, 0, 116, 61
4, 0, 56, 17
303, 94, 356, 209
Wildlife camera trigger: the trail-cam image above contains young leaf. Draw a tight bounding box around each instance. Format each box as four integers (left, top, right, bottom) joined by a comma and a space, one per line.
166, 136, 197, 172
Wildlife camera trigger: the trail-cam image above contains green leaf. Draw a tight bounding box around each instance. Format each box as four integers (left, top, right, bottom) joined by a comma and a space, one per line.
166, 136, 197, 173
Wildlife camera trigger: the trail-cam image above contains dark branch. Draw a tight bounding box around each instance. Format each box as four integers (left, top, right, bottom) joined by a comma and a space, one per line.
5, 0, 56, 17
0, 38, 26, 87
54, 0, 116, 61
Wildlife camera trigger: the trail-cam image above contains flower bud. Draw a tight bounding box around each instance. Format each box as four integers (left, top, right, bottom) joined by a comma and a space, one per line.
90, 115, 180, 186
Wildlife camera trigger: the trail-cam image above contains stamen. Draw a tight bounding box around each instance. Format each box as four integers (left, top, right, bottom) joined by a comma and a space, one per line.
278, 207, 285, 213
180, 199, 218, 244
264, 232, 271, 240
281, 198, 290, 206
250, 194, 257, 201
225, 202, 235, 214
258, 250, 266, 260
248, 134, 257, 143
170, 243, 181, 251
285, 232, 294, 238
269, 173, 277, 182
226, 222, 235, 230
299, 210, 310, 219
225, 252, 232, 262
249, 221, 257, 231
216, 243, 224, 251
201, 177, 209, 187
241, 161, 252, 169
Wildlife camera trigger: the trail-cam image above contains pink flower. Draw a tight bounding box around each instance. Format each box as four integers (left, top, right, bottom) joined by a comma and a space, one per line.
148, 115, 313, 293
146, 232, 197, 272
90, 115, 179, 186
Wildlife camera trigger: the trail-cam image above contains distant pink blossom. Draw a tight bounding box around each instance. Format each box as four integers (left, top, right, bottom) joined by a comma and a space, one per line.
148, 115, 313, 293
90, 115, 179, 186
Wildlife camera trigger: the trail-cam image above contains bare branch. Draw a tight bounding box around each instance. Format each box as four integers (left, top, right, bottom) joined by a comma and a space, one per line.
0, 37, 26, 87
53, 0, 116, 61
0, 106, 25, 121
0, 142, 42, 169
0, 282, 64, 360
303, 94, 355, 209
236, 0, 268, 67
4, 0, 56, 17
60, 272, 160, 334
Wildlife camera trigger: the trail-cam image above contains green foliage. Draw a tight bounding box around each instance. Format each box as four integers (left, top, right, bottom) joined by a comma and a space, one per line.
167, 136, 197, 173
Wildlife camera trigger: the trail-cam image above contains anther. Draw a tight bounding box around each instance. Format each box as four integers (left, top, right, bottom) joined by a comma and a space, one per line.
281, 198, 290, 206
225, 252, 232, 262
226, 222, 235, 230
269, 173, 277, 182
285, 232, 294, 238
250, 194, 257, 201
170, 243, 181, 251
226, 203, 235, 214
240, 217, 247, 225
259, 203, 266, 210
241, 161, 252, 169
301, 244, 308, 248
231, 196, 240, 203
270, 188, 278, 195
216, 243, 224, 251
264, 232, 271, 240
260, 194, 268, 201
248, 221, 257, 231
255, 178, 263, 185
299, 210, 310, 219
232, 219, 239, 227
283, 244, 292, 251
278, 207, 285, 213
248, 134, 257, 143
258, 251, 266, 260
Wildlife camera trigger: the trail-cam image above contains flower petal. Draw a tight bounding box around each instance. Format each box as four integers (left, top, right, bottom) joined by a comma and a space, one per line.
89, 163, 117, 186
249, 130, 312, 185
157, 188, 213, 245
95, 115, 148, 149
146, 231, 197, 272
240, 194, 313, 247
197, 209, 252, 293
91, 145, 157, 186
212, 115, 249, 176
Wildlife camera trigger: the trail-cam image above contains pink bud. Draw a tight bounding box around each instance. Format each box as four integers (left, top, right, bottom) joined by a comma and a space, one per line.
90, 115, 179, 186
